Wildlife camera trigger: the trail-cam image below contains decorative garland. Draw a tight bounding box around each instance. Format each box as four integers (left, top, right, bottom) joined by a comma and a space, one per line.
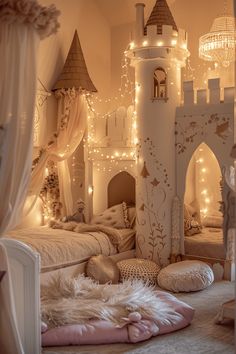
0, 0, 60, 39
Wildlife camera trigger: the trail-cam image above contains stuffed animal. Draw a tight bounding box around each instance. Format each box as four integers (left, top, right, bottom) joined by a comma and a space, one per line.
62, 199, 85, 223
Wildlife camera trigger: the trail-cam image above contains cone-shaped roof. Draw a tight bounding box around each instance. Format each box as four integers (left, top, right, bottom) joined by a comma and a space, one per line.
53, 30, 97, 92
144, 0, 178, 35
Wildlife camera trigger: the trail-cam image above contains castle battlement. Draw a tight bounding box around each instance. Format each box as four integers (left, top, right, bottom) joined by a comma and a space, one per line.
132, 24, 187, 52
127, 3, 189, 65
182, 79, 234, 106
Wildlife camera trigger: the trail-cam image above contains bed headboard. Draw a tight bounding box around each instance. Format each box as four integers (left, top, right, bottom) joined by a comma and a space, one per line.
107, 172, 135, 207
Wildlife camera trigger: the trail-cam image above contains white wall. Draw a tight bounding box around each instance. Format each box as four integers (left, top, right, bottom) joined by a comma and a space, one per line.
38, 0, 111, 96
109, 0, 234, 98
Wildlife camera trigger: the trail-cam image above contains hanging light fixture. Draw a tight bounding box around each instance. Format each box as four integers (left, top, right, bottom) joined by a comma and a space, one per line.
199, 15, 236, 67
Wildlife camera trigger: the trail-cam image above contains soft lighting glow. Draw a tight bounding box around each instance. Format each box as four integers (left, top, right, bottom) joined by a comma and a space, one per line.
88, 186, 93, 195
142, 40, 148, 46
199, 16, 236, 67
130, 41, 135, 49
201, 168, 206, 173
157, 41, 163, 46
171, 39, 177, 46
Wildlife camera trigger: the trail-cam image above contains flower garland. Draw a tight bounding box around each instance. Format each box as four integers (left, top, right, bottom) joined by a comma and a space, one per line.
0, 0, 60, 39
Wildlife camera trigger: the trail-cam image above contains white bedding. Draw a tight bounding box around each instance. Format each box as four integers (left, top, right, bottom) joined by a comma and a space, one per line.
7, 226, 135, 272
184, 227, 225, 259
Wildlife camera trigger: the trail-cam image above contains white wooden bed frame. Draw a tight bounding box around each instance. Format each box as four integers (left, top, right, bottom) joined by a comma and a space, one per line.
2, 238, 135, 354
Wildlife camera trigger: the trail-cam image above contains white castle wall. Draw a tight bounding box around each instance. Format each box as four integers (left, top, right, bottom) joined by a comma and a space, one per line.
175, 78, 235, 254
127, 19, 189, 266
86, 105, 136, 216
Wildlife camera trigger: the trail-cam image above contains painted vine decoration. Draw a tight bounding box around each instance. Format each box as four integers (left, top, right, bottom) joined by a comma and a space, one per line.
175, 113, 231, 154
135, 137, 171, 264
136, 161, 167, 265
136, 137, 171, 190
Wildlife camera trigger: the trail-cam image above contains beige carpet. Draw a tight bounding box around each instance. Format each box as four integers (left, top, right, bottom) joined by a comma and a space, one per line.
43, 281, 234, 354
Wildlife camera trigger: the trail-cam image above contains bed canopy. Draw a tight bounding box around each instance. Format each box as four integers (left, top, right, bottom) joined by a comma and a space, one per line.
0, 2, 60, 353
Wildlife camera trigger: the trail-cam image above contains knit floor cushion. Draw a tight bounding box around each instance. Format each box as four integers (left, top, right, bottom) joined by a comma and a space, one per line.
117, 258, 161, 285
157, 260, 214, 292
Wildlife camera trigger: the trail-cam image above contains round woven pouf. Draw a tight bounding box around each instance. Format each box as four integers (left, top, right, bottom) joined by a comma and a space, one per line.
157, 260, 214, 293
117, 258, 161, 285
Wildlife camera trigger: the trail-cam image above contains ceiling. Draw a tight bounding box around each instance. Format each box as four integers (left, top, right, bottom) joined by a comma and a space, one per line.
96, 0, 176, 27
96, 0, 234, 28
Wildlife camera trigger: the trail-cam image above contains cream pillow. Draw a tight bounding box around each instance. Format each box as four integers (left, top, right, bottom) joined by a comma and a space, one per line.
202, 215, 223, 228
91, 202, 130, 229
185, 200, 202, 225
157, 260, 214, 292
127, 206, 136, 228
86, 255, 120, 284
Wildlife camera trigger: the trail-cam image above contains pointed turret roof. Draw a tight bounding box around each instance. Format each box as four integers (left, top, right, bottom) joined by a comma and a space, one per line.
144, 0, 178, 35
53, 30, 97, 92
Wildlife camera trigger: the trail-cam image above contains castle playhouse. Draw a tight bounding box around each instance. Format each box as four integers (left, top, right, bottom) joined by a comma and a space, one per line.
126, 0, 235, 278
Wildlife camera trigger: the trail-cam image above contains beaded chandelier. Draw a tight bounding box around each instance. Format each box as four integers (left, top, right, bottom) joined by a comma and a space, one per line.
199, 16, 235, 67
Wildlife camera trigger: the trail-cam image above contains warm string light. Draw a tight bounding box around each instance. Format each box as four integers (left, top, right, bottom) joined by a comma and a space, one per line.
82, 51, 138, 167
197, 149, 210, 217
183, 58, 219, 90
94, 161, 135, 173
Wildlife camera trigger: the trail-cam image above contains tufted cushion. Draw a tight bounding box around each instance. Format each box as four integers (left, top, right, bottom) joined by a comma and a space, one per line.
157, 260, 214, 293
91, 202, 130, 229
86, 255, 120, 284
117, 258, 161, 285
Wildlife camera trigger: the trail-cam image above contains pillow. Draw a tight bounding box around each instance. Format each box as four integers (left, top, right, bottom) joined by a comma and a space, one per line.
157, 260, 214, 292
185, 200, 202, 226
116, 228, 136, 252
202, 215, 223, 228
184, 215, 202, 236
91, 202, 130, 229
85, 255, 120, 284
127, 207, 136, 229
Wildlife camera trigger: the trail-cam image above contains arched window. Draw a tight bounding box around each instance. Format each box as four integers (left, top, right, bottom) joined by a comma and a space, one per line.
153, 67, 167, 100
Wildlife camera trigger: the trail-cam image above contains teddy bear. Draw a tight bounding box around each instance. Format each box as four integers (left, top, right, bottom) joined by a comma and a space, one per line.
62, 199, 85, 223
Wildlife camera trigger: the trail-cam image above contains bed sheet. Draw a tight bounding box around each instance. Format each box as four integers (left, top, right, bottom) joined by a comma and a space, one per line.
184, 227, 225, 259
7, 226, 135, 272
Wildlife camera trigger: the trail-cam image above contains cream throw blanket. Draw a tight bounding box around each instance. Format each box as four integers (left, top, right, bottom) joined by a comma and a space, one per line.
50, 220, 125, 247
41, 275, 166, 329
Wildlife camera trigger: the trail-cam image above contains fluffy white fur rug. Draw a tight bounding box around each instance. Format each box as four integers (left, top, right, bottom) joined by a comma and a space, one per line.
41, 274, 168, 328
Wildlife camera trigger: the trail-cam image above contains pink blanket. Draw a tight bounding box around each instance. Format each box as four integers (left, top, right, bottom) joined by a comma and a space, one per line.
42, 290, 194, 346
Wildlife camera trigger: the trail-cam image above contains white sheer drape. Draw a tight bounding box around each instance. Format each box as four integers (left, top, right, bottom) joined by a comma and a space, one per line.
0, 22, 39, 354
29, 89, 87, 216
0, 1, 60, 353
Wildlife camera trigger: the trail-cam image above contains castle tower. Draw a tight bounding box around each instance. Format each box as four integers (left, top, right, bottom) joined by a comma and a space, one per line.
127, 0, 189, 265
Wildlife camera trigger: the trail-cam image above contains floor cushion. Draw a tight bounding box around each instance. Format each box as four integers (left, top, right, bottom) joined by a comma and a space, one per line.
117, 258, 161, 285
86, 255, 120, 284
42, 290, 194, 346
157, 260, 214, 293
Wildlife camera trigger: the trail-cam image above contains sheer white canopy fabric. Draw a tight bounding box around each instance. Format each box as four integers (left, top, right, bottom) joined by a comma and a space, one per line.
0, 1, 60, 354
0, 21, 39, 354
29, 89, 87, 216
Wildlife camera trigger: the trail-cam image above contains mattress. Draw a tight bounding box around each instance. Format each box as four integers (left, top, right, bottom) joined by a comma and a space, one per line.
7, 226, 135, 272
184, 227, 226, 259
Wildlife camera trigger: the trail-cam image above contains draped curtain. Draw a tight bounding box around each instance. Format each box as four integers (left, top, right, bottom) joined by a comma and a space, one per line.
0, 1, 60, 353
29, 88, 87, 216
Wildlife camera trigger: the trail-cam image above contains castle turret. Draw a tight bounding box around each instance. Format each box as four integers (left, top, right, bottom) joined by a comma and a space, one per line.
127, 0, 189, 265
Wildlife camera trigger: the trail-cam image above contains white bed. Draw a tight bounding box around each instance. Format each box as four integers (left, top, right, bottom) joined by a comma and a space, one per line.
2, 222, 136, 354
184, 227, 225, 260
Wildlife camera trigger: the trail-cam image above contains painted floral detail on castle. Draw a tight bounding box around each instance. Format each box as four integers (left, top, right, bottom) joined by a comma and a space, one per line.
175, 113, 231, 154
136, 160, 167, 265
137, 137, 171, 189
